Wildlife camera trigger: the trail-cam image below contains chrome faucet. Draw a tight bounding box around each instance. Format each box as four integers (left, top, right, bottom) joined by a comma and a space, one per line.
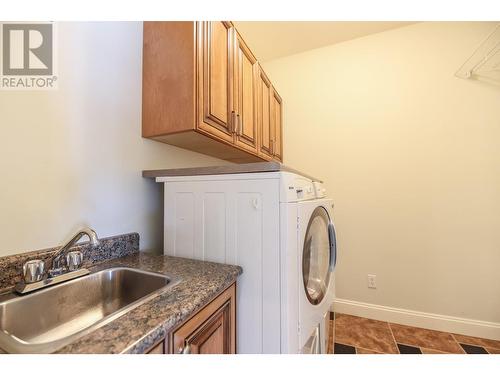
48, 228, 99, 276
15, 228, 100, 294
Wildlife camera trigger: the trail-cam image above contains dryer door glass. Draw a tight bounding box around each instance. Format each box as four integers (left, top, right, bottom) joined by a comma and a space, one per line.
302, 206, 332, 305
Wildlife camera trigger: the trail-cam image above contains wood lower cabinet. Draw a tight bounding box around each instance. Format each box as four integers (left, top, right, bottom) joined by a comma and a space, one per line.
144, 283, 236, 354
172, 283, 236, 354
142, 21, 283, 164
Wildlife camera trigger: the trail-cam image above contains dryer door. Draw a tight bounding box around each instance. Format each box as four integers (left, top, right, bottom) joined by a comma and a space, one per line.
302, 206, 336, 305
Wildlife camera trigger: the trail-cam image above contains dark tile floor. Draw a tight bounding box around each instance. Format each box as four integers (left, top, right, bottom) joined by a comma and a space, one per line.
329, 313, 500, 354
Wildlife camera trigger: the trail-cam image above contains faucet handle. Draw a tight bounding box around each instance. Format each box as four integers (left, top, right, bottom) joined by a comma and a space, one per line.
23, 260, 45, 284
66, 251, 84, 271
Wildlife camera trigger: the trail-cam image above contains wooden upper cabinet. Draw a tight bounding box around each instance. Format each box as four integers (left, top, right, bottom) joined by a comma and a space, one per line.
142, 21, 196, 137
256, 66, 273, 160
142, 21, 283, 163
197, 21, 235, 143
271, 88, 283, 162
233, 31, 258, 153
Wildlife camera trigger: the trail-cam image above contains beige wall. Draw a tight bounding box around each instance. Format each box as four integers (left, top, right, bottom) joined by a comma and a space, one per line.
263, 22, 500, 323
0, 22, 225, 257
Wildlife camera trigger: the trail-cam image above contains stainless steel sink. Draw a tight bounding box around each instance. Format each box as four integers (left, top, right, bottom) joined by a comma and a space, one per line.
0, 267, 179, 353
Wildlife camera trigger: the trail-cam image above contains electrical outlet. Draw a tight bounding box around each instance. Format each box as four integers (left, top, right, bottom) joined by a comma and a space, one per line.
367, 274, 377, 289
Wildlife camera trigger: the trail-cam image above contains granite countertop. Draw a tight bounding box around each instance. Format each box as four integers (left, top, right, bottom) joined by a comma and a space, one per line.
57, 253, 241, 353
0, 251, 241, 354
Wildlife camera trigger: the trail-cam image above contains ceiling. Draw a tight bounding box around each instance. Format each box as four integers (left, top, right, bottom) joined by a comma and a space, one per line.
234, 22, 416, 61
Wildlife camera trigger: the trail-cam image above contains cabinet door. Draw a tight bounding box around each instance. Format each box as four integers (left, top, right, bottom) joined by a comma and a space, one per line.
197, 21, 235, 143
256, 66, 273, 160
271, 88, 283, 162
233, 31, 258, 153
173, 284, 236, 354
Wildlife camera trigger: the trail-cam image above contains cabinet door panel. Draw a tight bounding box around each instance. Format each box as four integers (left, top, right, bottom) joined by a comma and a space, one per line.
256, 66, 273, 159
173, 284, 236, 354
271, 88, 283, 162
234, 32, 258, 153
189, 304, 229, 354
197, 21, 235, 143
146, 341, 165, 354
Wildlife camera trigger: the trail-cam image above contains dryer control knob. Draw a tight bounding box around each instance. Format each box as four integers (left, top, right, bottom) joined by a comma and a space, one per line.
313, 181, 327, 198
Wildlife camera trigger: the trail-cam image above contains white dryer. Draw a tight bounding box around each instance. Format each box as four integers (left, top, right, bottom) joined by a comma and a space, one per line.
157, 168, 337, 353
279, 174, 337, 354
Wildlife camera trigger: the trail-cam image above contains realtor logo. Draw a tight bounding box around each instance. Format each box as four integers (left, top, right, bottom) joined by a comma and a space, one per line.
1, 22, 58, 89
3, 23, 53, 75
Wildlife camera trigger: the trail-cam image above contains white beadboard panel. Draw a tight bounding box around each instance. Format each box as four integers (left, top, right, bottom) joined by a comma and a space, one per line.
202, 192, 226, 263
172, 192, 195, 259
260, 191, 281, 353
235, 192, 264, 353
163, 176, 281, 353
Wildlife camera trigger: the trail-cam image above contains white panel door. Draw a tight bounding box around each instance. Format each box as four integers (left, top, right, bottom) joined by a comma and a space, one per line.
163, 176, 281, 353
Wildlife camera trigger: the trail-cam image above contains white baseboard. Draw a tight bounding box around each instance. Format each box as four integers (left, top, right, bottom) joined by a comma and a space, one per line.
334, 298, 500, 341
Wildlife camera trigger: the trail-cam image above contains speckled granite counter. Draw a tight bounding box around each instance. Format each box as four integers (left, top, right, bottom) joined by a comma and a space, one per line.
0, 252, 241, 354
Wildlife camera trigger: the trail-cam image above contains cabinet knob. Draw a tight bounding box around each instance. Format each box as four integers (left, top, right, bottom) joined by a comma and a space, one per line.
178, 344, 191, 354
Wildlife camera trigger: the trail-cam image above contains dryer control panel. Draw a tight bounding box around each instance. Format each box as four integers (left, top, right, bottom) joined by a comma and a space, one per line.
313, 181, 327, 198
295, 184, 315, 201
280, 172, 320, 202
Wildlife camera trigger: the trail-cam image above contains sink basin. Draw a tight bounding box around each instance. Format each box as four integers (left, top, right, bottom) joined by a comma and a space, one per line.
0, 267, 179, 353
